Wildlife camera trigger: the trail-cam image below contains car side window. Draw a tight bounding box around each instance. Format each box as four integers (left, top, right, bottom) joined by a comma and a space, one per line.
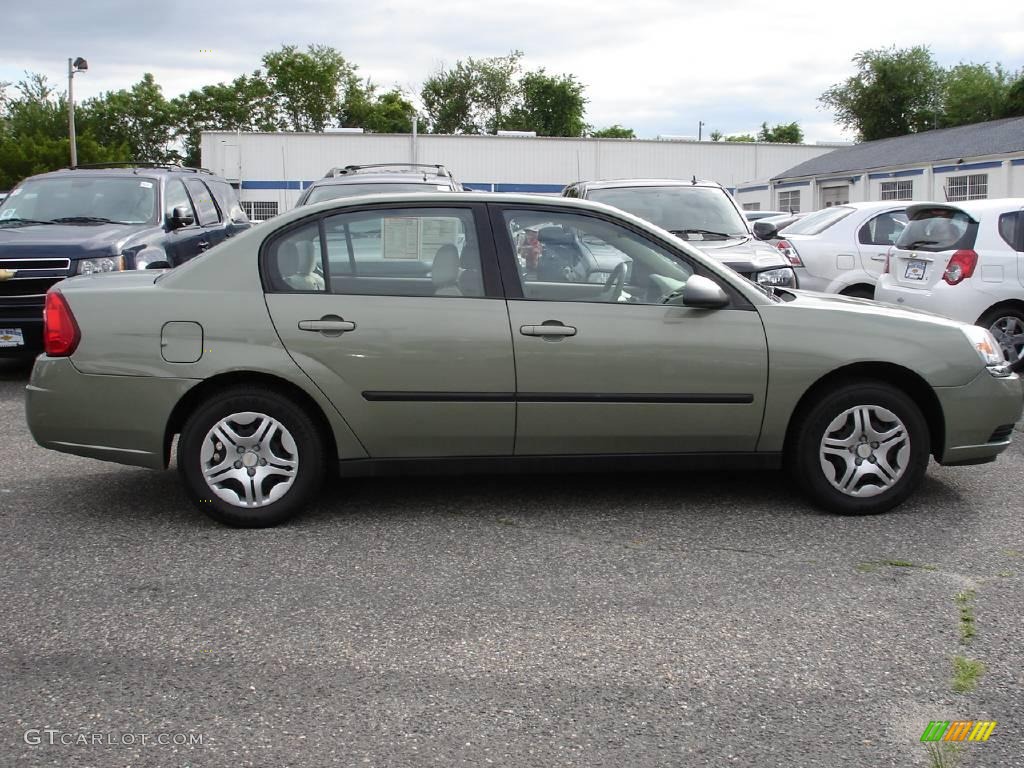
164, 179, 195, 222
501, 209, 695, 305
265, 222, 325, 293
209, 180, 248, 223
858, 211, 907, 245
184, 179, 221, 226
998, 212, 1022, 250
322, 208, 484, 298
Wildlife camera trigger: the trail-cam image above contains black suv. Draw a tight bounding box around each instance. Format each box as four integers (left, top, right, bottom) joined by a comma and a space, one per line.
0, 163, 249, 356
562, 179, 798, 289
295, 164, 465, 206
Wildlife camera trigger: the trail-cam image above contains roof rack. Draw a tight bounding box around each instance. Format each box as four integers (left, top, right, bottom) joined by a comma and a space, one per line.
323, 163, 454, 180
69, 162, 214, 175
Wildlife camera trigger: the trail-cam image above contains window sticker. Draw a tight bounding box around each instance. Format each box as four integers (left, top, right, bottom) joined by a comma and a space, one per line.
140, 181, 153, 188
0, 209, 15, 219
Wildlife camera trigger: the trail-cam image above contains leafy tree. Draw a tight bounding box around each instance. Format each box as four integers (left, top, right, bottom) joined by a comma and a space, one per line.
506, 70, 586, 136
340, 79, 420, 133
709, 129, 723, 142
724, 133, 756, 142
1004, 75, 1024, 117
940, 63, 1011, 127
820, 46, 943, 140
757, 121, 804, 143
590, 124, 635, 138
79, 73, 178, 162
262, 44, 356, 132
421, 52, 524, 134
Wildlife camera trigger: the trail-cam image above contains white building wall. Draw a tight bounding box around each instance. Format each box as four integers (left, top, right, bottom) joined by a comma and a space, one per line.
200, 131, 833, 216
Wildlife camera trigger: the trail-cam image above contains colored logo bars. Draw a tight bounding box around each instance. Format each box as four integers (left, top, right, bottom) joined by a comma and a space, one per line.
920, 721, 997, 742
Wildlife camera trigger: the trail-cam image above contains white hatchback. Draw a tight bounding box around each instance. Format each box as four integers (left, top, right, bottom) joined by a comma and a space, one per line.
875, 199, 1024, 363
756, 201, 909, 298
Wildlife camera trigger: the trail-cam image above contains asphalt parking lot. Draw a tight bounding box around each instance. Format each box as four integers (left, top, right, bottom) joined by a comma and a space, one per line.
1, 358, 1022, 768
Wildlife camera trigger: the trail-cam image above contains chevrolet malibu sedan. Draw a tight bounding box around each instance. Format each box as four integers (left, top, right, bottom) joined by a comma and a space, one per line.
26, 193, 1023, 527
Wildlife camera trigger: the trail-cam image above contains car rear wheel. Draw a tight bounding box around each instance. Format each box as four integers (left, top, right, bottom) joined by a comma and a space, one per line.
178, 387, 325, 527
979, 307, 1024, 363
840, 284, 874, 300
791, 381, 930, 515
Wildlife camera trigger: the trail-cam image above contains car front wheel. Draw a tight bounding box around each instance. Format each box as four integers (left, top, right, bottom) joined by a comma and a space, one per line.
791, 381, 930, 515
178, 387, 325, 527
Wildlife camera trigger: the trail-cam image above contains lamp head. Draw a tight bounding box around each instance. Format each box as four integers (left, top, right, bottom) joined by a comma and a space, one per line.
72, 57, 88, 72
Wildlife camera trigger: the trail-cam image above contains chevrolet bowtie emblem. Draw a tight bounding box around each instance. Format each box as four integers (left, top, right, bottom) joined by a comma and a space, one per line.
0, 269, 17, 281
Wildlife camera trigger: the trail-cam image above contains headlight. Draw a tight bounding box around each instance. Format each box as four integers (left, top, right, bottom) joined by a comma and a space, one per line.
756, 267, 797, 288
77, 256, 124, 275
587, 271, 611, 284
961, 325, 1008, 374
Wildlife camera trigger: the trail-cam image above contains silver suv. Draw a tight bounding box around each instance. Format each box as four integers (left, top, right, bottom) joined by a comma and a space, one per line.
295, 164, 465, 206
562, 179, 798, 289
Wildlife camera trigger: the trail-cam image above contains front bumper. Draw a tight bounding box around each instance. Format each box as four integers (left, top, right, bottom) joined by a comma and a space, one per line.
26, 356, 199, 469
935, 369, 1023, 465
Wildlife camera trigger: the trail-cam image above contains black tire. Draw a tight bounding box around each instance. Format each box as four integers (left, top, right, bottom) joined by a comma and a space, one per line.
177, 387, 325, 527
790, 381, 930, 515
840, 284, 875, 300
978, 306, 1024, 364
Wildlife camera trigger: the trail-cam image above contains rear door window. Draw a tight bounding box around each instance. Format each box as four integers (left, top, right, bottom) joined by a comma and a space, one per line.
184, 179, 221, 226
781, 206, 855, 235
858, 210, 908, 245
998, 211, 1022, 250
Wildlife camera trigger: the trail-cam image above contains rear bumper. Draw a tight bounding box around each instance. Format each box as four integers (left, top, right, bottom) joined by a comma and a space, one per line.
26, 356, 199, 469
935, 370, 1023, 465
874, 276, 993, 325
0, 315, 42, 357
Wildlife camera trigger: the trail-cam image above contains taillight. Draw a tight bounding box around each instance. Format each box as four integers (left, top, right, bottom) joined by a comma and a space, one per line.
943, 249, 978, 286
775, 239, 803, 267
43, 291, 81, 357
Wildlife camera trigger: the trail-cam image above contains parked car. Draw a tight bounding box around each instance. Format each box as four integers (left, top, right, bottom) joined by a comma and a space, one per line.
0, 163, 249, 356
294, 164, 464, 206
562, 179, 798, 289
753, 201, 908, 298
743, 209, 789, 222
26, 192, 1022, 527
875, 199, 1024, 363
751, 212, 807, 240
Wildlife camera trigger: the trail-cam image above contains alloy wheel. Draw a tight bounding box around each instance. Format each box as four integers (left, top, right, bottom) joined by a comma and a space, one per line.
988, 315, 1024, 362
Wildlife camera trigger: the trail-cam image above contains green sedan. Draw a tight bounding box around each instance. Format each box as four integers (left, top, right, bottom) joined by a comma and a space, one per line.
25, 193, 1023, 527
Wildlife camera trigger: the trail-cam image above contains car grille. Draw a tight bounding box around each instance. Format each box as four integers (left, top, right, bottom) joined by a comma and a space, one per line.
0, 277, 66, 298
0, 258, 71, 305
0, 257, 71, 271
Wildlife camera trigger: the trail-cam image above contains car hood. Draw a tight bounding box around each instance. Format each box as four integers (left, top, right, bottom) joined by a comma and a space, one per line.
682, 235, 789, 271
777, 288, 966, 328
0, 222, 152, 259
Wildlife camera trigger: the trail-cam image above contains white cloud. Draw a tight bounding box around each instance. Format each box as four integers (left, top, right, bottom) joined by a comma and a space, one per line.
2, 0, 1021, 141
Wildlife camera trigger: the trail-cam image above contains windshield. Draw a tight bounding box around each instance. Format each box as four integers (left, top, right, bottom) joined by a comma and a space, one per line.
782, 206, 854, 235
305, 182, 449, 205
587, 186, 749, 240
0, 176, 158, 224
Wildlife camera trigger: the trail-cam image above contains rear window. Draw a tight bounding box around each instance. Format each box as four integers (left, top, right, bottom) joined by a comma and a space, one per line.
781, 206, 854, 235
895, 208, 977, 252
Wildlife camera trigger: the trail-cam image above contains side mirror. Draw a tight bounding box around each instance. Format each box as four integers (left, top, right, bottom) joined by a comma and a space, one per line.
168, 206, 195, 230
681, 275, 730, 309
752, 220, 779, 240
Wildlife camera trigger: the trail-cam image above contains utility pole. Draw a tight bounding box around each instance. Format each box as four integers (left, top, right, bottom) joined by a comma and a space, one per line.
698, 121, 704, 141
67, 57, 88, 167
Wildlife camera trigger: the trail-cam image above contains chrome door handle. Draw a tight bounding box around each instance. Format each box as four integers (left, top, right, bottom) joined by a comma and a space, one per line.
871, 254, 887, 262
196, 240, 211, 251
520, 323, 577, 338
299, 317, 357, 334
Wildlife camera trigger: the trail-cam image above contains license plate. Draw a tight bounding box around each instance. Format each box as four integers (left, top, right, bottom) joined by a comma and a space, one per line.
904, 259, 927, 280
0, 328, 24, 347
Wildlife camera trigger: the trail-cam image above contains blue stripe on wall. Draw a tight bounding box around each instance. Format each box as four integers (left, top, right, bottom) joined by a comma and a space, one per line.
240, 180, 314, 190
240, 180, 565, 193
868, 168, 925, 179
1012, 158, 1024, 166
774, 180, 810, 189
493, 183, 565, 193
737, 185, 769, 193
933, 160, 1003, 173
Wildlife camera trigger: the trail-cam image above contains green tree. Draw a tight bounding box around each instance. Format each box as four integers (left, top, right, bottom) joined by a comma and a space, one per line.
1004, 75, 1024, 117
339, 79, 420, 133
506, 70, 586, 136
172, 74, 278, 166
590, 124, 635, 138
940, 63, 1010, 127
79, 73, 178, 162
262, 44, 356, 132
709, 129, 723, 141
421, 52, 524, 134
820, 46, 943, 140
757, 121, 804, 143
725, 133, 756, 142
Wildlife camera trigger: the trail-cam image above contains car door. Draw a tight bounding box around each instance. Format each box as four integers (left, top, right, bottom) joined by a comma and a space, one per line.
263, 202, 516, 458
161, 178, 205, 266
492, 204, 769, 456
184, 178, 228, 254
857, 208, 907, 280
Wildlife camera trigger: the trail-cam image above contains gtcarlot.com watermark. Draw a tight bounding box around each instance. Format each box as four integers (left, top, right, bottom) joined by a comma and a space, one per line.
24, 729, 204, 747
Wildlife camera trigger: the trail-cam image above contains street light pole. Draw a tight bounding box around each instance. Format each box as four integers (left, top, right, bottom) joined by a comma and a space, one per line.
67, 57, 88, 168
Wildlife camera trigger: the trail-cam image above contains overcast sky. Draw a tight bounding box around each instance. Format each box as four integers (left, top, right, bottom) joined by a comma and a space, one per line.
3, 0, 1022, 143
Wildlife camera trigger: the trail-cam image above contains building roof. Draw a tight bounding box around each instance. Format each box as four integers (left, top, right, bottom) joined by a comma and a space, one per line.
774, 117, 1024, 180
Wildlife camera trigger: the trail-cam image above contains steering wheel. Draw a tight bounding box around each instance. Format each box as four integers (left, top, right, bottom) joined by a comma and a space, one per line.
600, 262, 627, 302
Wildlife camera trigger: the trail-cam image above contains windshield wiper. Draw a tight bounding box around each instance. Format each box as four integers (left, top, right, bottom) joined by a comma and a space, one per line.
0, 217, 54, 227
669, 228, 740, 240
49, 216, 127, 225
903, 239, 939, 248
